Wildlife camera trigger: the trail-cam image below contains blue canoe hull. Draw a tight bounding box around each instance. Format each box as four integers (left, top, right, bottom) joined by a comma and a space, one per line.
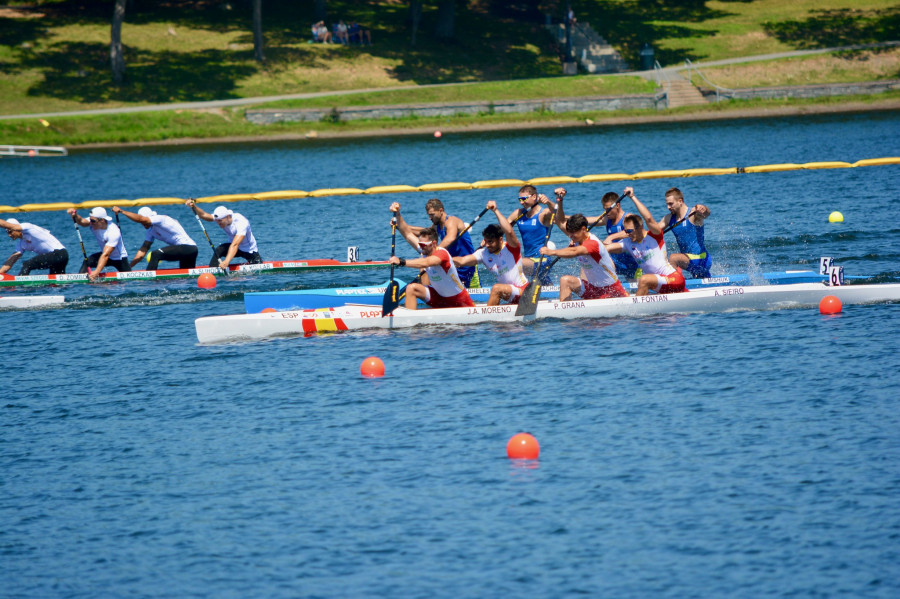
244, 270, 865, 313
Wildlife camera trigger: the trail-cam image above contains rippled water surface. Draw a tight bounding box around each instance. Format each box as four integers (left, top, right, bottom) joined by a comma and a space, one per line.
3, 112, 900, 598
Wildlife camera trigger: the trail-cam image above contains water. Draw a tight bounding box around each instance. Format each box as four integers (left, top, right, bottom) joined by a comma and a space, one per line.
2, 112, 900, 598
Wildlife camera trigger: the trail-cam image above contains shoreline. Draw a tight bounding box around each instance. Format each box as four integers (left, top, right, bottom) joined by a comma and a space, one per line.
70, 98, 900, 150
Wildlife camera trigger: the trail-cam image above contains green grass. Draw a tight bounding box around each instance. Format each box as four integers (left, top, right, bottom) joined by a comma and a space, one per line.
3, 91, 898, 147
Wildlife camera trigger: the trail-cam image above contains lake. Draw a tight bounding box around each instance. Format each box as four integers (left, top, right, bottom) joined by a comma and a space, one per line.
2, 111, 900, 598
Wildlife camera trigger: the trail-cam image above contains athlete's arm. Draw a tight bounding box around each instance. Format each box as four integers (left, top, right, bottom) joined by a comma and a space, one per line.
625, 187, 663, 235
0, 252, 22, 274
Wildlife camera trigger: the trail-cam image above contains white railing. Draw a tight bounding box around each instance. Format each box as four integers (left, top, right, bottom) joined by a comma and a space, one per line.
653, 60, 670, 108
0, 145, 68, 157
683, 59, 734, 103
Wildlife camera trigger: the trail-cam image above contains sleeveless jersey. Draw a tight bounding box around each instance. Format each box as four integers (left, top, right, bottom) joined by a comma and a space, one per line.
622, 231, 675, 276
436, 220, 475, 282
15, 223, 65, 255
669, 213, 707, 257
144, 214, 196, 247
576, 233, 619, 287
516, 206, 551, 258
425, 247, 468, 298
473, 242, 527, 287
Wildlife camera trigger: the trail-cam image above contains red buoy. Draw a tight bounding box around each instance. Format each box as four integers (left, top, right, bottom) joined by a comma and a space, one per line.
507, 432, 540, 459
819, 295, 842, 315
360, 356, 385, 378
197, 273, 217, 289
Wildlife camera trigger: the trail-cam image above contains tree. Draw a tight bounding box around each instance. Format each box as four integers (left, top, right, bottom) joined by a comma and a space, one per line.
314, 0, 327, 22
252, 0, 264, 62
434, 0, 456, 40
110, 0, 126, 84
409, 1, 423, 46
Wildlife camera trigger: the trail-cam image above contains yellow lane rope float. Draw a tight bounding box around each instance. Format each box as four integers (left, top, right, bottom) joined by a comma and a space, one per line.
2, 157, 898, 214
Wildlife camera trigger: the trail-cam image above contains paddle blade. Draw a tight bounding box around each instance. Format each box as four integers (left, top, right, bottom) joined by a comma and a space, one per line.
381, 280, 400, 316
515, 280, 542, 316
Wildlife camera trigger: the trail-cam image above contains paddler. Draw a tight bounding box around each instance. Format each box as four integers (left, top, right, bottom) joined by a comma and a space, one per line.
658, 187, 711, 278
451, 200, 528, 305
388, 203, 474, 310
605, 188, 687, 296
0, 218, 69, 276
185, 200, 261, 268
67, 207, 130, 281
113, 206, 199, 270
553, 188, 639, 279
508, 185, 556, 279
396, 198, 478, 288
539, 213, 628, 301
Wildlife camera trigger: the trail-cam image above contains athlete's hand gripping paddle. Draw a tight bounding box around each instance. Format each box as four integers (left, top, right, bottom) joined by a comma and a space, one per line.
187, 199, 227, 274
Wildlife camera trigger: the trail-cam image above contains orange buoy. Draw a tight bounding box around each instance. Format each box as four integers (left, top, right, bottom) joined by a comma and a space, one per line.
197, 273, 217, 289
360, 356, 385, 378
819, 295, 842, 315
261, 308, 277, 313
507, 432, 540, 459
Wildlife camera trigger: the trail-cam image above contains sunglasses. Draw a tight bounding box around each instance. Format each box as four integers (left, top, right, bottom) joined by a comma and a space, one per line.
418, 241, 435, 249
518, 196, 531, 202
624, 228, 635, 234
90, 218, 102, 223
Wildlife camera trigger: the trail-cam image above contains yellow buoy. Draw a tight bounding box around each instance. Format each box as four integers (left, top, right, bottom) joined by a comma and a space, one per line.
828, 211, 844, 223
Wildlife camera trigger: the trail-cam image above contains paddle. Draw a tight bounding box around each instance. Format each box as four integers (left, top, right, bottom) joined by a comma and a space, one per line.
381, 213, 400, 316
188, 199, 226, 273
383, 206, 491, 315
515, 194, 624, 317
114, 212, 128, 268
72, 215, 91, 276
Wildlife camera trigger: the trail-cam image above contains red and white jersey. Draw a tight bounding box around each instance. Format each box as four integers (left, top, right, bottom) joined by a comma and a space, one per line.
473, 242, 527, 287
622, 230, 675, 276
575, 233, 619, 287
425, 247, 468, 298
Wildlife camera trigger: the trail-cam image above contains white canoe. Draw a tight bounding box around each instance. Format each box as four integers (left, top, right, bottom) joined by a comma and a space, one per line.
195, 283, 900, 344
0, 295, 65, 309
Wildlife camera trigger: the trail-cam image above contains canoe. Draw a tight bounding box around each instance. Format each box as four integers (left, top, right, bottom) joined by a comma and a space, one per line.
243, 270, 866, 312
0, 295, 65, 309
196, 282, 900, 344
0, 258, 390, 288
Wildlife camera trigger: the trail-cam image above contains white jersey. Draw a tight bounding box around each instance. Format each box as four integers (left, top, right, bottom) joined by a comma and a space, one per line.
220, 212, 258, 253
91, 222, 127, 260
622, 230, 675, 276
15, 223, 65, 255
473, 242, 527, 287
144, 214, 196, 247
425, 247, 467, 298
576, 233, 618, 287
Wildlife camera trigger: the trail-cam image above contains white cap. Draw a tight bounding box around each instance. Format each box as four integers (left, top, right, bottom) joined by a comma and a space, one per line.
6, 218, 19, 225
137, 207, 157, 218
212, 206, 233, 220
89, 207, 112, 221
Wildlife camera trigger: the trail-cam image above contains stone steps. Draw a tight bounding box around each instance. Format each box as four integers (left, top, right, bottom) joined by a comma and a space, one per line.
545, 22, 629, 74
665, 79, 708, 107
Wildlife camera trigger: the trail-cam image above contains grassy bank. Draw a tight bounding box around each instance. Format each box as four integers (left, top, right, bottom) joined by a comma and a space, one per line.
3, 91, 898, 148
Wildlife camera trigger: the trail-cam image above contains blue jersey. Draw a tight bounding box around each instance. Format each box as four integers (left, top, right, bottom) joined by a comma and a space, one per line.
606, 213, 639, 277
516, 206, 551, 259
436, 221, 476, 286
668, 213, 711, 278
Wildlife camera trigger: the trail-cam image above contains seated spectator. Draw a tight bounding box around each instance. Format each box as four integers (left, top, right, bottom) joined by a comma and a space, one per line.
335, 20, 349, 45
312, 21, 331, 44
348, 22, 372, 46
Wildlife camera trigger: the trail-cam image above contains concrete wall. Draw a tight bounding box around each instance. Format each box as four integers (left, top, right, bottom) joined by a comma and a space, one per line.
245, 94, 667, 125
702, 80, 900, 101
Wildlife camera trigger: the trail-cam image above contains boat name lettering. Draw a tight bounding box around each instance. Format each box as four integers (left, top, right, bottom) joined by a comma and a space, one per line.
337, 288, 383, 295
703, 277, 729, 283
466, 306, 513, 315
189, 268, 219, 275
360, 310, 381, 318
54, 274, 88, 281
117, 271, 155, 279
714, 288, 744, 296
237, 263, 273, 272
632, 295, 669, 303
556, 301, 586, 310
281, 262, 308, 268
279, 312, 300, 318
